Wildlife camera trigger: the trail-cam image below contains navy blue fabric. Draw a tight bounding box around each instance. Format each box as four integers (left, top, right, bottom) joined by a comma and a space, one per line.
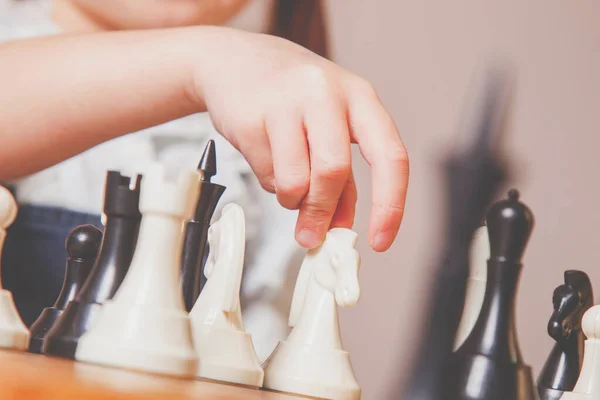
1, 204, 102, 327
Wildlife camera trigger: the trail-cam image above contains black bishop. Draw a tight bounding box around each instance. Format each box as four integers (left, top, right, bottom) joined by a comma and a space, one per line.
180, 140, 226, 311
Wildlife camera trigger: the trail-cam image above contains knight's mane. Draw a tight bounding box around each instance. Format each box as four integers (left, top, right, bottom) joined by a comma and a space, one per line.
288, 247, 320, 327
218, 204, 246, 313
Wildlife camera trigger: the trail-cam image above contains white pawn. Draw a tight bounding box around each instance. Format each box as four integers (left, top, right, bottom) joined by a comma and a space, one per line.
263, 228, 361, 400
76, 165, 200, 377
454, 226, 490, 350
0, 186, 28, 349
190, 203, 263, 386
561, 305, 600, 399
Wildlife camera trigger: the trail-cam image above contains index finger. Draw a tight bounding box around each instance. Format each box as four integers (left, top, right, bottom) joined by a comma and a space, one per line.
346, 81, 409, 252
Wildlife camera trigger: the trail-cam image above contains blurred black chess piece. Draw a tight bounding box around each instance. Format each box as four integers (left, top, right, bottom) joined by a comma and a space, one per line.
444, 189, 537, 400
400, 66, 511, 400
28, 224, 102, 354
180, 140, 225, 311
43, 171, 141, 358
537, 270, 593, 400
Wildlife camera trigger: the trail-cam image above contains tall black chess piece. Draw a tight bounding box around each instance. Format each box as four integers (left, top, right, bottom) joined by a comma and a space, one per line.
43, 171, 142, 358
444, 189, 537, 400
180, 140, 226, 311
537, 270, 593, 400
28, 224, 102, 354
400, 67, 511, 400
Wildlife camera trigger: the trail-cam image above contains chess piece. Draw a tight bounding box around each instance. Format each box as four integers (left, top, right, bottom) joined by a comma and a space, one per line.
0, 186, 29, 349
402, 65, 510, 400
28, 225, 102, 354
537, 271, 592, 400
561, 305, 600, 399
263, 228, 361, 400
454, 226, 490, 350
190, 203, 263, 386
43, 171, 142, 358
537, 270, 594, 400
444, 189, 537, 400
76, 165, 200, 378
181, 140, 226, 311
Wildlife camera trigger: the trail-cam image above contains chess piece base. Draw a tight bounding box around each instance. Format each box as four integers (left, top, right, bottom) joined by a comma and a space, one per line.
28, 308, 63, 354
445, 353, 538, 400
195, 329, 264, 387
76, 301, 197, 378
262, 341, 360, 400
0, 290, 28, 350
537, 387, 564, 400
43, 300, 100, 359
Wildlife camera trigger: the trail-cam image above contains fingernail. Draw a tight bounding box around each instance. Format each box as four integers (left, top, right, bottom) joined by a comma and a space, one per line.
296, 229, 323, 249
371, 231, 389, 252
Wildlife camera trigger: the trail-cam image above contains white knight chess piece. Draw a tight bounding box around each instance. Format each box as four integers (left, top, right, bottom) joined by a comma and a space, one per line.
190, 203, 263, 386
263, 228, 362, 400
0, 186, 29, 350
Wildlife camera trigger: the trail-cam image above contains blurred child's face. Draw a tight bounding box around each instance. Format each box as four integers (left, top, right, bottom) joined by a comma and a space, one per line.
68, 0, 251, 30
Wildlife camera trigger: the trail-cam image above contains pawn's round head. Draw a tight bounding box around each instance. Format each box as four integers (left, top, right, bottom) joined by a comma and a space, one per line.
582, 305, 600, 340
66, 224, 103, 261
0, 186, 17, 229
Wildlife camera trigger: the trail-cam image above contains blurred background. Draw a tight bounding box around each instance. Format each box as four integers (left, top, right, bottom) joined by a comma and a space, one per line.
230, 0, 600, 398
318, 1, 600, 399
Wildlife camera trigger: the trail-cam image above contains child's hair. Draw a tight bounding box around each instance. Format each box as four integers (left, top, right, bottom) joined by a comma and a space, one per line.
270, 0, 329, 59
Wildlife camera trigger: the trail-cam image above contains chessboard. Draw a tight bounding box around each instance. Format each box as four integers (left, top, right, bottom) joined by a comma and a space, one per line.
0, 349, 308, 399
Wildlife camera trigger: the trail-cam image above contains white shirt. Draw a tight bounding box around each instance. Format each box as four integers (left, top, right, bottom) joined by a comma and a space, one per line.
0, 0, 302, 360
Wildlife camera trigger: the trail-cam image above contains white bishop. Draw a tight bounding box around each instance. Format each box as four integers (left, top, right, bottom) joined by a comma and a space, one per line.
454, 225, 490, 350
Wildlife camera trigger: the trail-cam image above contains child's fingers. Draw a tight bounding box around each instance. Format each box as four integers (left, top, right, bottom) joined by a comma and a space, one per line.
294, 88, 351, 249
266, 111, 310, 210
346, 80, 409, 252
237, 127, 276, 193
330, 170, 357, 229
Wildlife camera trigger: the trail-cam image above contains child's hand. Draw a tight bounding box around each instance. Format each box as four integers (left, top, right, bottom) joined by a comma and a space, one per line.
192, 27, 409, 252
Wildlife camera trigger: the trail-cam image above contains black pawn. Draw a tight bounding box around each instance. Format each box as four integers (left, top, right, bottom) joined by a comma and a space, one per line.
180, 140, 225, 311
537, 270, 593, 400
28, 224, 102, 354
43, 171, 142, 359
444, 189, 537, 400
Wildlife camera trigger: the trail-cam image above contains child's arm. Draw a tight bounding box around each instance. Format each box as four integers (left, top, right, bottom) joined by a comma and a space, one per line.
0, 26, 409, 252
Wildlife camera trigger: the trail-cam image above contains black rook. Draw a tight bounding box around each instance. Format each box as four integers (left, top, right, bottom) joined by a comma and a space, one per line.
43, 171, 142, 359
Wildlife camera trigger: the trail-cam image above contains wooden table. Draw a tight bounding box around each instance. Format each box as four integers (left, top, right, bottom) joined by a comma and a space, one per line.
0, 350, 312, 399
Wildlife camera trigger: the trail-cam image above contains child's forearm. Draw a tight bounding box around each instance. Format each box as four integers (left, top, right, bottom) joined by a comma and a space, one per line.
0, 27, 205, 180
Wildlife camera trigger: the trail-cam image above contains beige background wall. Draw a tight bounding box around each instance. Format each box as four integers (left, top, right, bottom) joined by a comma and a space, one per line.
323, 1, 600, 399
